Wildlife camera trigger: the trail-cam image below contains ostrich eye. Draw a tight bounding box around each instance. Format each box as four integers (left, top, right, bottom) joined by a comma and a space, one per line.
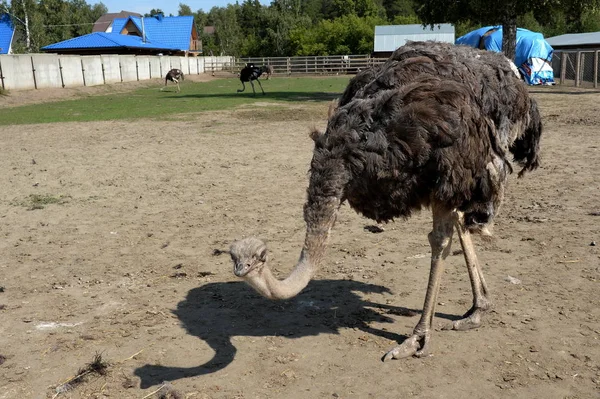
258, 248, 267, 262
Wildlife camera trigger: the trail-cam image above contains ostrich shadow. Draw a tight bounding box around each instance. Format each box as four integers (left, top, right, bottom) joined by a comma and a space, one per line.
134, 278, 461, 388
164, 91, 341, 102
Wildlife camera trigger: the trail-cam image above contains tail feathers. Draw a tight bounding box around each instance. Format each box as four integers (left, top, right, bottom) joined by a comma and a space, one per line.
510, 98, 542, 178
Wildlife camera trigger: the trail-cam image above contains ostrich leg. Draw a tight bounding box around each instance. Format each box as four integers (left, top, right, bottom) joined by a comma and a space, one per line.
256, 79, 266, 95
383, 204, 455, 360
237, 82, 246, 93
443, 213, 491, 330
176, 81, 180, 93
250, 81, 257, 96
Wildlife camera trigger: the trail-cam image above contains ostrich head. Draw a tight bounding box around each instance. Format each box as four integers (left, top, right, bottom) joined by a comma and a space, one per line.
230, 237, 268, 278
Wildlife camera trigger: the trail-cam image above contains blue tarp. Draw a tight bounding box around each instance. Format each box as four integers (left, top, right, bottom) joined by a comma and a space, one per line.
456, 26, 555, 85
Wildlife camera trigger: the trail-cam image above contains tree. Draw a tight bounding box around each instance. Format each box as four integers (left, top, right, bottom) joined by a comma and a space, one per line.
145, 8, 164, 17
260, 1, 311, 56
6, 0, 42, 52
39, 0, 71, 47
68, 0, 106, 38
239, 0, 264, 36
383, 0, 417, 21
415, 0, 600, 62
178, 3, 193, 16
290, 14, 385, 55
210, 5, 243, 56
580, 8, 600, 32
300, 0, 323, 22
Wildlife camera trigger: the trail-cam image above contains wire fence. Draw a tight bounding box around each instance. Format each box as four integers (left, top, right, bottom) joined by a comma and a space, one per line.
552, 50, 600, 88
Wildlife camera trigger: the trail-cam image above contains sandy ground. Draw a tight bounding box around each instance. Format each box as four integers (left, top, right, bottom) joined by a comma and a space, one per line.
0, 82, 598, 399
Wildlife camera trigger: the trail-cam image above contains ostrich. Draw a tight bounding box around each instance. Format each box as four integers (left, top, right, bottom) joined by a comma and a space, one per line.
229, 41, 542, 361
237, 63, 265, 95
162, 68, 184, 92
261, 64, 275, 80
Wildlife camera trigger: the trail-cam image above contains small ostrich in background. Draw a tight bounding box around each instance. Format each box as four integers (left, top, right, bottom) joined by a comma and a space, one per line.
229, 41, 542, 361
162, 68, 184, 92
237, 63, 265, 96
261, 65, 274, 80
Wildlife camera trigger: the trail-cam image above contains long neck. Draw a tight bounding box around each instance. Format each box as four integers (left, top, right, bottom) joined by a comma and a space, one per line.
245, 196, 341, 300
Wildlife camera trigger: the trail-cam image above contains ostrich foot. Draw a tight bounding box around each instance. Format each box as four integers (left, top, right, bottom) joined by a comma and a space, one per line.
442, 304, 490, 331
382, 332, 431, 361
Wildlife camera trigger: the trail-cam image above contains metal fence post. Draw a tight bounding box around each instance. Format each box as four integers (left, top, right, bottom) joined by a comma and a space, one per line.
81, 58, 86, 87
595, 50, 598, 89
57, 58, 64, 88
30, 56, 37, 89
0, 58, 5, 90
575, 51, 581, 87
560, 52, 566, 85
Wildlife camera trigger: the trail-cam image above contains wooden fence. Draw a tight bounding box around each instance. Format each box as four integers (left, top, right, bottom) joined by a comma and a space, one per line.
202, 54, 387, 76
552, 50, 600, 88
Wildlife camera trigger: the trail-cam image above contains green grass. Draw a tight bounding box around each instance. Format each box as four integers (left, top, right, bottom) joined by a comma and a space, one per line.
0, 76, 351, 125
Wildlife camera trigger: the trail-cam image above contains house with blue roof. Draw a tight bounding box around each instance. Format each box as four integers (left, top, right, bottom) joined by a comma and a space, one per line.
42, 14, 200, 56
0, 13, 16, 54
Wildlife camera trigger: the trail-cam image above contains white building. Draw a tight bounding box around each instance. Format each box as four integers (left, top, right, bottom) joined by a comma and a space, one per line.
373, 24, 455, 57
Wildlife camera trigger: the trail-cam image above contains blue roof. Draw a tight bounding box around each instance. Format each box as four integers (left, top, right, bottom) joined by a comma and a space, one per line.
41, 32, 180, 51
111, 15, 194, 51
0, 13, 15, 54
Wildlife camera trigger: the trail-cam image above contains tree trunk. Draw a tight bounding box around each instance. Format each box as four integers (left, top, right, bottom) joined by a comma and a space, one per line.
502, 14, 517, 63
20, 0, 30, 52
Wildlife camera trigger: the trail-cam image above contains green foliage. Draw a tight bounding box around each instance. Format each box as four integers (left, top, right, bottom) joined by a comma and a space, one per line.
7, 0, 600, 58
178, 3, 192, 16
516, 12, 543, 34
384, 0, 417, 20
292, 14, 385, 55
211, 5, 244, 57
580, 8, 600, 32
144, 8, 164, 17
414, 0, 600, 60
6, 0, 107, 53
453, 20, 480, 38
391, 14, 420, 25
0, 77, 351, 125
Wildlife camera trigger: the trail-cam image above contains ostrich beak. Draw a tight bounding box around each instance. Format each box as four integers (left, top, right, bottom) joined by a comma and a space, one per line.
233, 261, 250, 277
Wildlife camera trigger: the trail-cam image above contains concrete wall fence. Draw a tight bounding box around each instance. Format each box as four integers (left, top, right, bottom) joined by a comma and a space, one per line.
0, 53, 234, 91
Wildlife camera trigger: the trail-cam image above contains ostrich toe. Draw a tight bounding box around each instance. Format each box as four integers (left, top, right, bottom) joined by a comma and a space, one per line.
382, 332, 431, 361
442, 304, 490, 331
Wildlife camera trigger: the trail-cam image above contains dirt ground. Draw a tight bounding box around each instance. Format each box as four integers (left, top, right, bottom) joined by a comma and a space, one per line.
0, 81, 598, 399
